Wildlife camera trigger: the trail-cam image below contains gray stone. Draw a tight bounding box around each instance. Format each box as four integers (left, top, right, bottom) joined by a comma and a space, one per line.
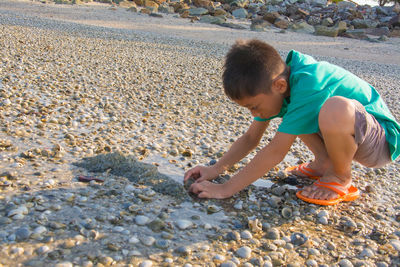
37, 245, 50, 254
343, 29, 368, 39
158, 4, 174, 14
189, 8, 208, 16
365, 27, 390, 36
250, 19, 270, 32
221, 262, 237, 267
307, 16, 321, 26
318, 216, 328, 225
232, 8, 248, 19
274, 16, 290, 29
240, 230, 253, 239
321, 17, 334, 26
226, 231, 241, 241
55, 263, 73, 267
266, 228, 280, 240
230, 0, 249, 8
306, 259, 318, 267
390, 239, 400, 251
234, 200, 243, 210
155, 239, 170, 249
175, 246, 191, 256
236, 246, 252, 259
359, 248, 374, 258
140, 236, 155, 246
15, 227, 31, 241
314, 25, 339, 37
290, 21, 315, 34
199, 15, 226, 25
352, 19, 379, 29
139, 260, 153, 267
175, 219, 193, 230
339, 259, 354, 267
135, 215, 150, 226
291, 232, 308, 246
337, 1, 356, 9
310, 0, 327, 7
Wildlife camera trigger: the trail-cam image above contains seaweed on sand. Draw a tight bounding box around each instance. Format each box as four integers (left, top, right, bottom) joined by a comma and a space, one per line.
74, 152, 189, 201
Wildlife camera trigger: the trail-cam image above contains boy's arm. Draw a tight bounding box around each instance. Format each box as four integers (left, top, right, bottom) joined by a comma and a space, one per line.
184, 120, 269, 182
213, 120, 270, 174
190, 131, 296, 199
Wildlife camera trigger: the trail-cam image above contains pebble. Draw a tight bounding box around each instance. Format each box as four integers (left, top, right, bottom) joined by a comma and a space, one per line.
291, 233, 308, 246
318, 216, 329, 225
234, 200, 243, 210
175, 246, 191, 256
266, 228, 280, 240
390, 239, 400, 251
135, 215, 150, 226
139, 260, 153, 267
37, 245, 50, 254
15, 227, 31, 241
359, 248, 375, 258
55, 262, 73, 267
175, 219, 193, 230
220, 261, 237, 267
339, 259, 354, 267
236, 246, 252, 259
241, 230, 253, 240
140, 236, 155, 246
10, 247, 24, 255
226, 231, 241, 241
305, 259, 318, 267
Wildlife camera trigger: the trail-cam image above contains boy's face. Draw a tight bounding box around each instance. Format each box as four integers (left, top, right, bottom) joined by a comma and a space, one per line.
234, 78, 288, 119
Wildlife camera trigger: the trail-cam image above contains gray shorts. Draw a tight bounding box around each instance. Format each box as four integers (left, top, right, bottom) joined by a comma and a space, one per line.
352, 100, 391, 168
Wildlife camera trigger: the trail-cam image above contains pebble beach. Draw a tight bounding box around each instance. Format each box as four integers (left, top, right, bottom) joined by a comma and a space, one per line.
1, 0, 400, 266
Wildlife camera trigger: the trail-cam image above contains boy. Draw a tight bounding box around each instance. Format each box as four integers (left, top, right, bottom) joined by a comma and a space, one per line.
184, 39, 400, 205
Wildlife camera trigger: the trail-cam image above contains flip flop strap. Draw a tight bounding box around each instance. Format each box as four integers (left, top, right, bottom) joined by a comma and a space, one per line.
314, 180, 348, 196
298, 163, 317, 177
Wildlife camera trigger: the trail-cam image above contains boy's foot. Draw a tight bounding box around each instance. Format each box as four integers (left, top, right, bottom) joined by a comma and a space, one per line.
297, 176, 359, 205
285, 162, 324, 179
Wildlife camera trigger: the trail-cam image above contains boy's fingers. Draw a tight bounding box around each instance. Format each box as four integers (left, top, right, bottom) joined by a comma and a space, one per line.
184, 169, 198, 181
198, 191, 210, 198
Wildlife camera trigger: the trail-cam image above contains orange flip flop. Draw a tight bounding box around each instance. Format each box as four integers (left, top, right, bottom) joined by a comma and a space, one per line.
296, 180, 360, 206
285, 163, 321, 180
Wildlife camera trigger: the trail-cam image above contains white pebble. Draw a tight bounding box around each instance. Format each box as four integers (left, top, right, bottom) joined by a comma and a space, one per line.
175, 219, 193, 230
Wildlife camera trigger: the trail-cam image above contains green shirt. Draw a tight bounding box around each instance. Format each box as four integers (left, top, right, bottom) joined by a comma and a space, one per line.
255, 50, 400, 161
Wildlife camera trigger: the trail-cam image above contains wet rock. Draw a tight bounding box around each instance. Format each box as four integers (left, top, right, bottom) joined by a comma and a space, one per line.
175, 219, 193, 230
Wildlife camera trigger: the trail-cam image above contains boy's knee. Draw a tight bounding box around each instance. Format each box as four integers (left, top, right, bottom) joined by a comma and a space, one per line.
319, 96, 355, 132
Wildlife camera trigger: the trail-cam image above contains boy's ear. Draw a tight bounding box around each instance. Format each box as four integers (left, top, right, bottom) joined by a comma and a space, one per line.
272, 77, 288, 94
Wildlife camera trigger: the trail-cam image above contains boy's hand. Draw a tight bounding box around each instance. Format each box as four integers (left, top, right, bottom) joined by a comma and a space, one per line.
189, 181, 232, 199
183, 165, 220, 183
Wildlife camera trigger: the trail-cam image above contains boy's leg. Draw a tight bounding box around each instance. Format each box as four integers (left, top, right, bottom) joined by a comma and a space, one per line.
301, 96, 357, 200
290, 133, 331, 177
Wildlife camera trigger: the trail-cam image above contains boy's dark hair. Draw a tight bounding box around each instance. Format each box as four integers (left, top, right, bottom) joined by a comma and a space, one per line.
223, 39, 287, 100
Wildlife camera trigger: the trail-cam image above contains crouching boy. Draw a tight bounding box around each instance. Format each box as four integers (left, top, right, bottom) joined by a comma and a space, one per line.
184, 39, 400, 205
